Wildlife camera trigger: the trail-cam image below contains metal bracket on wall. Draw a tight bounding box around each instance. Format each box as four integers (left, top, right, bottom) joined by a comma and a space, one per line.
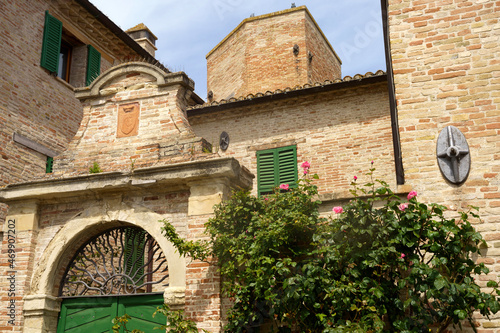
219, 131, 230, 151
13, 132, 57, 157
436, 126, 470, 184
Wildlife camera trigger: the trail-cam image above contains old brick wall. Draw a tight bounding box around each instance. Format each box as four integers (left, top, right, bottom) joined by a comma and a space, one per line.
206, 6, 342, 101
0, 227, 38, 331
189, 80, 397, 200
206, 27, 247, 101
0, 0, 83, 185
54, 69, 209, 176
304, 14, 342, 83
0, 0, 147, 226
0, 2, 163, 331
35, 190, 190, 295
388, 0, 500, 330
185, 214, 222, 332
243, 10, 310, 96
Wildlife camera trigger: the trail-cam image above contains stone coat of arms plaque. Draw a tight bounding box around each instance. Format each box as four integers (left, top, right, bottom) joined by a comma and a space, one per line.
117, 102, 140, 138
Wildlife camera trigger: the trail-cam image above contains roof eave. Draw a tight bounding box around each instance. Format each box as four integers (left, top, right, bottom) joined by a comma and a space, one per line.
188, 73, 388, 116
74, 0, 157, 63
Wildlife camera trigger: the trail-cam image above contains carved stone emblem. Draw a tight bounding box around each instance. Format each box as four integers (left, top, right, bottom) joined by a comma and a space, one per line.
436, 126, 470, 184
117, 102, 140, 138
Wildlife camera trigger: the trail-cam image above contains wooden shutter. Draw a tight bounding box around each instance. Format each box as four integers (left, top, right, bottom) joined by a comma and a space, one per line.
257, 150, 277, 194
46, 156, 53, 173
277, 146, 297, 187
86, 45, 101, 85
40, 11, 62, 73
124, 229, 145, 285
257, 146, 297, 195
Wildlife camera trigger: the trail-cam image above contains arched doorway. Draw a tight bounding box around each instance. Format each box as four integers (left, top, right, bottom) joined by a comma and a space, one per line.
56, 226, 169, 332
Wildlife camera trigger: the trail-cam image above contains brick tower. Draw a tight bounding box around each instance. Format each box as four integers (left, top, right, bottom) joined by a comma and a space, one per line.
206, 5, 342, 101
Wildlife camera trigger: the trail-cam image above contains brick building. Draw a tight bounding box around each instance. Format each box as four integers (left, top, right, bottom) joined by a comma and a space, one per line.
0, 1, 499, 332
0, 0, 166, 224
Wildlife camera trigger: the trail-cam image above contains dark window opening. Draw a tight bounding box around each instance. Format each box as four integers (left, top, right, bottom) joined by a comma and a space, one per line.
57, 41, 72, 82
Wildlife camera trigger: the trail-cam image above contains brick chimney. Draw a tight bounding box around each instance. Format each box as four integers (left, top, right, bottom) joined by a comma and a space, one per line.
126, 23, 158, 57
206, 6, 342, 101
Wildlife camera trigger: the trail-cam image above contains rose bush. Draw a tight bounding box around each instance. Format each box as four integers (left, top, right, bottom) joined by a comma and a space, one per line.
162, 164, 500, 333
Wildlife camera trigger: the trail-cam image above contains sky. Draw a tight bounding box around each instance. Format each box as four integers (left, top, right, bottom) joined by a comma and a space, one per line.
89, 0, 386, 100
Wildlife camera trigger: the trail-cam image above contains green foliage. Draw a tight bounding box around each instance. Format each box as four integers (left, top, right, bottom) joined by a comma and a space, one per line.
153, 304, 210, 333
161, 221, 209, 261
112, 304, 208, 333
130, 158, 136, 172
205, 174, 325, 332
317, 168, 500, 333
89, 161, 102, 174
111, 314, 143, 333
162, 165, 500, 332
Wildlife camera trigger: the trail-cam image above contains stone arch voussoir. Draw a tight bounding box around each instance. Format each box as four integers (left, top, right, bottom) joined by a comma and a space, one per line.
29, 199, 185, 298
87, 61, 168, 96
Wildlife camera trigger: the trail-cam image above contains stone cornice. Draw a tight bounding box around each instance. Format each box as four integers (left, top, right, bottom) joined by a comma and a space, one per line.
0, 158, 254, 203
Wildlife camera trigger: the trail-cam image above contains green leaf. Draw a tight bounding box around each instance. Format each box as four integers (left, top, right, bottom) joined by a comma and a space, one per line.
434, 277, 447, 290
487, 281, 499, 288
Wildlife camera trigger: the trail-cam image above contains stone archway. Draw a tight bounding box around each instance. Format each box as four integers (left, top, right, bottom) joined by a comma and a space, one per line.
23, 199, 186, 333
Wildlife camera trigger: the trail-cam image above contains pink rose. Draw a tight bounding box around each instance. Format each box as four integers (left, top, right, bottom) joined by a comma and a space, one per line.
398, 203, 408, 211
400, 253, 406, 259
371, 160, 374, 164
279, 184, 289, 190
353, 176, 357, 181
407, 190, 417, 200
333, 206, 343, 214
301, 161, 311, 169
301, 161, 311, 174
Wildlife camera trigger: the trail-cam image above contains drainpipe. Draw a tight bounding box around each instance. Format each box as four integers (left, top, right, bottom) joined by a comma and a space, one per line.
381, 0, 405, 184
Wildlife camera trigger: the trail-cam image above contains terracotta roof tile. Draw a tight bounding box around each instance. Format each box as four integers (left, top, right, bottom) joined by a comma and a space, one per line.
188, 70, 386, 110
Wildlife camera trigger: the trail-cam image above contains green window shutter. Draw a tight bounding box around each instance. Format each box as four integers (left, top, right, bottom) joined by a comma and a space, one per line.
277, 146, 297, 187
46, 156, 53, 173
86, 45, 101, 86
124, 229, 145, 286
257, 150, 277, 195
40, 11, 62, 73
257, 146, 297, 195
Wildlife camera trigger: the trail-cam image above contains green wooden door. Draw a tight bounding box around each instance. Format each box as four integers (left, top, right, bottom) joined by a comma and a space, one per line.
119, 295, 166, 332
57, 294, 165, 333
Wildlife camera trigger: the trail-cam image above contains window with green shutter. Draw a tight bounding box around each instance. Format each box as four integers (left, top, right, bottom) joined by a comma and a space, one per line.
40, 11, 62, 73
40, 11, 101, 86
257, 145, 298, 195
86, 44, 101, 86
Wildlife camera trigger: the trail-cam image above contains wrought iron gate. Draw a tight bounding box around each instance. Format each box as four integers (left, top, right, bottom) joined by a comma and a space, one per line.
60, 226, 169, 296
57, 227, 169, 332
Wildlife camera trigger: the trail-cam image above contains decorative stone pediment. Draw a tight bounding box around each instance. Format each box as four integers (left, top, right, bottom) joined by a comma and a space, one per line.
53, 62, 210, 176
75, 62, 191, 98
